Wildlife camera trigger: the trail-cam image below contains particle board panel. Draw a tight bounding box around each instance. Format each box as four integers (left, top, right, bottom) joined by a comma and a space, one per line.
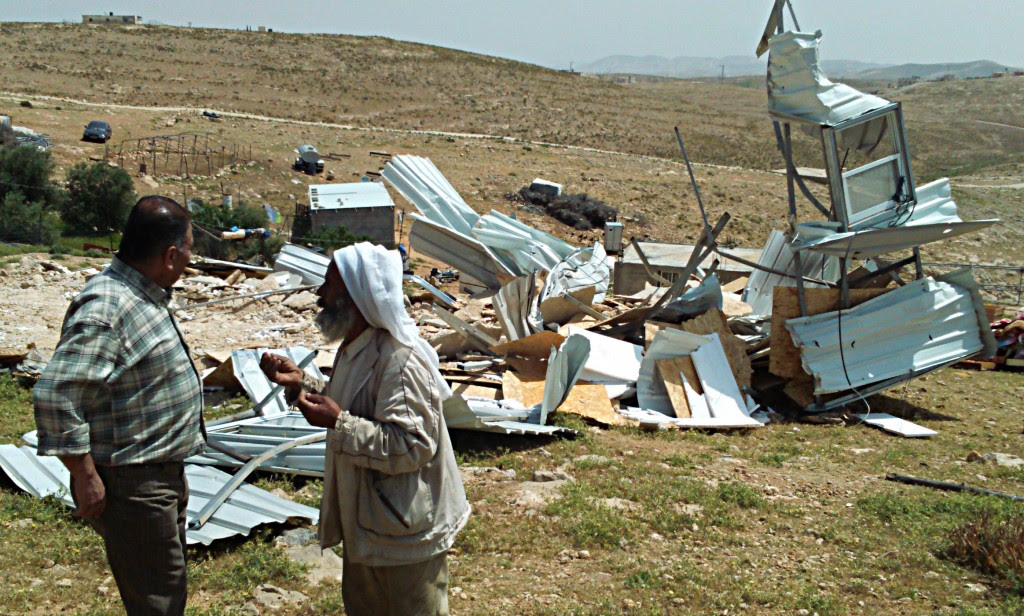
655, 357, 698, 418
769, 287, 891, 379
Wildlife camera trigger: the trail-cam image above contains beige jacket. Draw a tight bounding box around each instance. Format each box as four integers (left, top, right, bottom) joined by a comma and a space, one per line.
315, 327, 470, 566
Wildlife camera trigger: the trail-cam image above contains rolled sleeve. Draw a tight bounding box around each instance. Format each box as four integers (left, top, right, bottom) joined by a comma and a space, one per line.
33, 318, 120, 456
330, 354, 439, 475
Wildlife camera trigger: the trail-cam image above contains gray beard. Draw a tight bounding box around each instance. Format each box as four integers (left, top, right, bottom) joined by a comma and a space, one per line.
315, 296, 359, 343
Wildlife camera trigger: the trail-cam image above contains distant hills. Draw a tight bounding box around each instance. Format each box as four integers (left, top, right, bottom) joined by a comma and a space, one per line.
578, 55, 1021, 81
853, 60, 1019, 81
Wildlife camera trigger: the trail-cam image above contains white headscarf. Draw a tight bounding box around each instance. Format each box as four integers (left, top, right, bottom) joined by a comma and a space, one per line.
333, 242, 452, 400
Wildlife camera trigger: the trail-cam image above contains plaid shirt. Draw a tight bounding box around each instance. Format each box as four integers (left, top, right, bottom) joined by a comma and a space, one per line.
33, 257, 205, 465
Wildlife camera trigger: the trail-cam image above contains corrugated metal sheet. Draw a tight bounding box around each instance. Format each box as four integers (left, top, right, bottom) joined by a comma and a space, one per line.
768, 30, 890, 126
273, 243, 330, 286
232, 347, 324, 417
742, 230, 838, 316
408, 215, 511, 290
308, 182, 394, 210
785, 271, 994, 394
793, 219, 997, 260
0, 444, 319, 545
189, 413, 327, 476
384, 155, 606, 293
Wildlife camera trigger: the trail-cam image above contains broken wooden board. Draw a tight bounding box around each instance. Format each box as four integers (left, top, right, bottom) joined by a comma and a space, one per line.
721, 276, 749, 294
502, 364, 623, 426
655, 357, 698, 418
722, 293, 753, 317
769, 287, 890, 380
585, 306, 651, 332
670, 311, 752, 390
560, 382, 624, 426
451, 381, 501, 400
201, 353, 239, 389
540, 286, 597, 325
491, 331, 566, 360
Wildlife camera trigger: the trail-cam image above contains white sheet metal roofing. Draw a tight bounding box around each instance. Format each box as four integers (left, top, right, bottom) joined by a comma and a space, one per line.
791, 178, 998, 259
767, 30, 891, 126
308, 182, 394, 210
785, 270, 993, 394
273, 243, 330, 286
189, 413, 327, 476
0, 444, 319, 545
383, 155, 605, 291
742, 230, 838, 316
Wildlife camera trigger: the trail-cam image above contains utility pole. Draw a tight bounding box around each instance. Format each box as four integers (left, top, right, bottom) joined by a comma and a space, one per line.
720, 65, 725, 83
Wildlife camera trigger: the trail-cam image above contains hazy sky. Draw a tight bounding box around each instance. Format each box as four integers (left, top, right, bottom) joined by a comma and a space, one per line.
4, 1, 1023, 69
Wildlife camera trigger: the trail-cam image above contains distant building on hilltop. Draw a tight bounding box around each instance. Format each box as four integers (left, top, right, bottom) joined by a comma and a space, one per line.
82, 12, 141, 25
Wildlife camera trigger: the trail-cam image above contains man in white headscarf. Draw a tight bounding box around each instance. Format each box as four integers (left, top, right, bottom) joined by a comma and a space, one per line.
260, 242, 469, 615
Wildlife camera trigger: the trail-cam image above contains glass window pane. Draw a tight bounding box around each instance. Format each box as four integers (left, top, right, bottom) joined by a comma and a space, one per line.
845, 157, 900, 218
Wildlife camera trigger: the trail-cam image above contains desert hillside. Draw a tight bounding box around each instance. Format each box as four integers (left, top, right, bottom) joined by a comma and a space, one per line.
2, 22, 1023, 177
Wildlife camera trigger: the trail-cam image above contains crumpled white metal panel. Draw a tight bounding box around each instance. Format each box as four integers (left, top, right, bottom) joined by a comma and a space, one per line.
0, 444, 319, 545
785, 273, 989, 394
408, 214, 512, 290
768, 30, 891, 126
384, 155, 604, 294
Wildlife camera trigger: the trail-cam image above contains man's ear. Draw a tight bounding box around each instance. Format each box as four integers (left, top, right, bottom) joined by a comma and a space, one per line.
162, 244, 178, 270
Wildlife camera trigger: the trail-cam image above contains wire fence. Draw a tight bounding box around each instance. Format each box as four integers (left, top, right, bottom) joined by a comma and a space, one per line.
922, 262, 1024, 306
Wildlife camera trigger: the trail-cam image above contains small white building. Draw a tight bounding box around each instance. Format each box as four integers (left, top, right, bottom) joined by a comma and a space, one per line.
82, 13, 142, 25
307, 182, 395, 247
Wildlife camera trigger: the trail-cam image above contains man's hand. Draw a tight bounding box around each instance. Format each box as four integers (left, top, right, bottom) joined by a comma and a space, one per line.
59, 454, 105, 519
295, 392, 342, 429
260, 352, 304, 390
72, 471, 106, 519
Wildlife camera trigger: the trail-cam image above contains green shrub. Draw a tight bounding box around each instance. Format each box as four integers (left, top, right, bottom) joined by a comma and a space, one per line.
62, 162, 136, 234
0, 190, 61, 245
296, 224, 371, 253
0, 144, 64, 208
189, 199, 267, 232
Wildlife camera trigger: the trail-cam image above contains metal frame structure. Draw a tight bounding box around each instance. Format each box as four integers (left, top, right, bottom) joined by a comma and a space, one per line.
108, 132, 251, 177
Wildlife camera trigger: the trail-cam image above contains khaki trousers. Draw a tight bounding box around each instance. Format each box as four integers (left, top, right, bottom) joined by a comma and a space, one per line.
341, 550, 449, 616
85, 462, 190, 616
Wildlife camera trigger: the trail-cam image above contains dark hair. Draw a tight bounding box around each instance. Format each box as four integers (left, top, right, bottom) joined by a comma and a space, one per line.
118, 195, 190, 263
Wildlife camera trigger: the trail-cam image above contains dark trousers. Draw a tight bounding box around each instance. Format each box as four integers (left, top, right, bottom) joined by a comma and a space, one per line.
342, 550, 450, 616
84, 462, 190, 616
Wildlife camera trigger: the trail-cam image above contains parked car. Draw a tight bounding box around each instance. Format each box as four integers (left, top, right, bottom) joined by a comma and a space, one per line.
202, 110, 221, 120
292, 144, 324, 174
82, 120, 112, 143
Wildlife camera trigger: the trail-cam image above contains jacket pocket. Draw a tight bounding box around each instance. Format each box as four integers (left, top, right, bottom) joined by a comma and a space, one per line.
357, 468, 435, 537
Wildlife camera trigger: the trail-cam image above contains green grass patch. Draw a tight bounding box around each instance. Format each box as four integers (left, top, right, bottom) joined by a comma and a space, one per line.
0, 374, 35, 444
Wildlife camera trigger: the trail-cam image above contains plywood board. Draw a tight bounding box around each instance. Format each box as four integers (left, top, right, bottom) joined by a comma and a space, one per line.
452, 382, 501, 400
769, 287, 890, 379
722, 276, 749, 293
501, 369, 546, 407
655, 357, 694, 418
540, 286, 597, 325
490, 331, 566, 360
675, 310, 752, 390
559, 382, 624, 426
203, 357, 238, 389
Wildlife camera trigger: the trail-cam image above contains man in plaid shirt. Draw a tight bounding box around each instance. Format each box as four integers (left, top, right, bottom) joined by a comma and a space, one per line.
33, 196, 204, 615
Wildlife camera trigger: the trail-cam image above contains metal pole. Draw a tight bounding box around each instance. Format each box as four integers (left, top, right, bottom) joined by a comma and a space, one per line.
673, 127, 710, 233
